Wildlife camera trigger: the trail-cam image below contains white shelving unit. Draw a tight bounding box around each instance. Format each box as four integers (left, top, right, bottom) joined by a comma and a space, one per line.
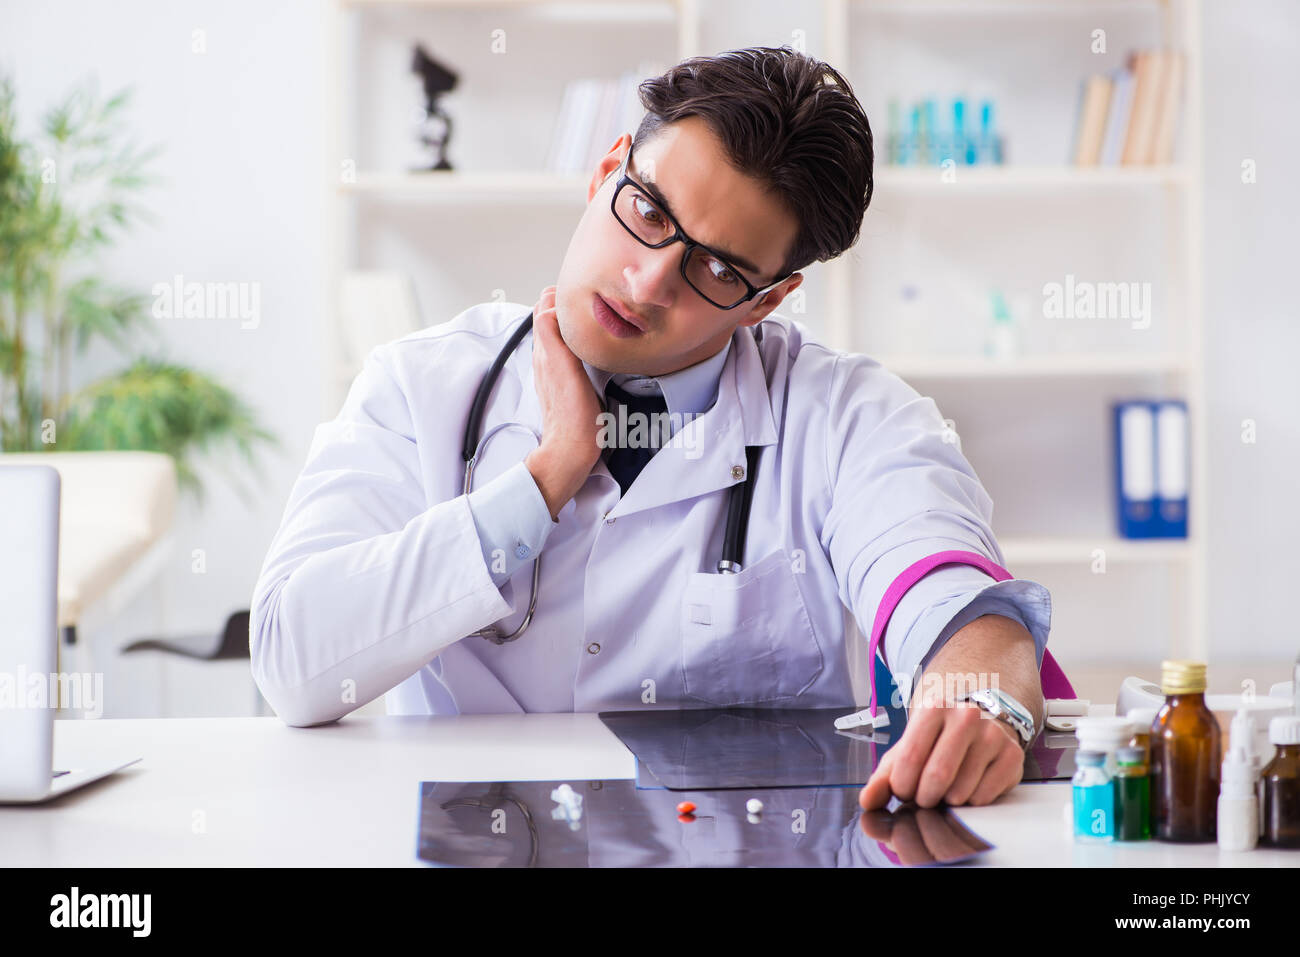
326, 0, 1207, 665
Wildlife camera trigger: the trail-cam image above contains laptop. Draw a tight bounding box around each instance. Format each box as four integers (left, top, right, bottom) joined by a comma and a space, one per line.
0, 464, 141, 803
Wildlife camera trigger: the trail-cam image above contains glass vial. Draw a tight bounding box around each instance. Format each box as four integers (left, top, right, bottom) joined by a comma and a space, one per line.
1150, 660, 1222, 843
1073, 750, 1115, 843
1115, 746, 1150, 841
1261, 715, 1300, 848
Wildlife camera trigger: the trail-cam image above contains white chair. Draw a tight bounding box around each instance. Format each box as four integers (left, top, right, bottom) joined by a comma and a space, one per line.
0, 451, 176, 680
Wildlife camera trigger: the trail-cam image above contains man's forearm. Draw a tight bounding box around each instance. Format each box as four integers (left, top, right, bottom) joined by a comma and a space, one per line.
909, 614, 1045, 734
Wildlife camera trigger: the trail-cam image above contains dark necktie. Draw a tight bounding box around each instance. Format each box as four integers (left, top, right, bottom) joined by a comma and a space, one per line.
603, 379, 668, 497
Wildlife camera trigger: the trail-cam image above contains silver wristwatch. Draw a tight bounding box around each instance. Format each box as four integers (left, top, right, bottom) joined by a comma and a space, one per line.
959, 688, 1037, 749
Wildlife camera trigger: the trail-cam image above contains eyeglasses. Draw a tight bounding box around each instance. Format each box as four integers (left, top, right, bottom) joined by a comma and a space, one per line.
607, 147, 792, 310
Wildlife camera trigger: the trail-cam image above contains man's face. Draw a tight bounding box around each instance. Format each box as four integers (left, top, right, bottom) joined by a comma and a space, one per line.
553, 116, 803, 377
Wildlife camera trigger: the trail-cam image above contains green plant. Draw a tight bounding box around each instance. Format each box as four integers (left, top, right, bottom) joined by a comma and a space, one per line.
0, 73, 276, 500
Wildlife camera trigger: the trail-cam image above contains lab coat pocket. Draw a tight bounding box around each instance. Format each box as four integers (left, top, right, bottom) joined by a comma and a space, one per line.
680, 548, 823, 707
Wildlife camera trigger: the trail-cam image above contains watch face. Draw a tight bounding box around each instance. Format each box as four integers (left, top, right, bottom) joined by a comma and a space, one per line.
984, 691, 1032, 740
989, 689, 1027, 721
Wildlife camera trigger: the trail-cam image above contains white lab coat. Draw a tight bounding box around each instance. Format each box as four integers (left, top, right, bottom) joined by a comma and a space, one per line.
250, 301, 1050, 727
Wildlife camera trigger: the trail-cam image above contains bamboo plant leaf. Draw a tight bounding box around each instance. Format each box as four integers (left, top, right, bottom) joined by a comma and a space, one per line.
57, 358, 279, 502
62, 275, 156, 354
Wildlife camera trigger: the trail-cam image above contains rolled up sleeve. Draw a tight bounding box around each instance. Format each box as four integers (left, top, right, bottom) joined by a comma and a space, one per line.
902, 570, 1053, 682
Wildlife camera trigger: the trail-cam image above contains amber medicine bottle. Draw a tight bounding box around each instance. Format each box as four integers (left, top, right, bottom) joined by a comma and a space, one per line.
1260, 715, 1300, 848
1149, 660, 1222, 842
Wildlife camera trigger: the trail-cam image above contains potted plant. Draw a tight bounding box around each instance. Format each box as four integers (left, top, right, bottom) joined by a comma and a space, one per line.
0, 73, 275, 501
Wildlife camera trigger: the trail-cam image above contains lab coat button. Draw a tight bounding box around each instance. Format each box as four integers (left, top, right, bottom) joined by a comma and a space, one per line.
731, 465, 745, 480
514, 542, 531, 559
586, 642, 601, 655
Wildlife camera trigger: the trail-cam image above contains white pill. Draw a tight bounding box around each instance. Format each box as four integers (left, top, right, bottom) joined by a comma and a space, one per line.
746, 798, 763, 814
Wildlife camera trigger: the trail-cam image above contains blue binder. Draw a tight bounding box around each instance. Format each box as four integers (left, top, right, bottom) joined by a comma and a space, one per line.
1112, 399, 1188, 539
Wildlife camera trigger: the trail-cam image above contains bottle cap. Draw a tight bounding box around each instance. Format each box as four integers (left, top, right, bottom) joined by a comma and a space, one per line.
1230, 708, 1257, 758
1075, 749, 1105, 766
1116, 746, 1145, 765
1221, 744, 1258, 794
1268, 715, 1300, 746
1074, 716, 1135, 753
1160, 660, 1207, 695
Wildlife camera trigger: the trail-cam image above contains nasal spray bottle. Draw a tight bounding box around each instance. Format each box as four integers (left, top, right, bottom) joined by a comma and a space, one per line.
1217, 710, 1259, 852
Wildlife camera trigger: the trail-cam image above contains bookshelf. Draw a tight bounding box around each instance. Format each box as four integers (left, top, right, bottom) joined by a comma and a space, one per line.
325, 0, 1207, 674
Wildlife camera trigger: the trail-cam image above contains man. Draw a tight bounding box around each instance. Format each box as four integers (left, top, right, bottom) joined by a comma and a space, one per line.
250, 47, 1054, 810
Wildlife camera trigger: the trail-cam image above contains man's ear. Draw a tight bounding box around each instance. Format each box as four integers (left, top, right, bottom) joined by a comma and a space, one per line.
739, 273, 803, 326
588, 134, 630, 202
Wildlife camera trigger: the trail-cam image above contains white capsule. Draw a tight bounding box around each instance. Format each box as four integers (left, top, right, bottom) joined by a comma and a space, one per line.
746, 798, 763, 815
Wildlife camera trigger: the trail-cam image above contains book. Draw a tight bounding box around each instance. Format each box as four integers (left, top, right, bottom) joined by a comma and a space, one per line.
1072, 73, 1114, 166
586, 79, 620, 170
547, 63, 665, 174
1100, 65, 1135, 166
545, 81, 579, 173
1122, 49, 1168, 165
564, 79, 601, 173
1151, 49, 1185, 165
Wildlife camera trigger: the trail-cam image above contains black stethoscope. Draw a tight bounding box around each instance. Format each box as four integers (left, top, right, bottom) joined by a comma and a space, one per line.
462, 311, 763, 644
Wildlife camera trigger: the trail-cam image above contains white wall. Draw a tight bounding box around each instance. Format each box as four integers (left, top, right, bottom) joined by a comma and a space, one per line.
0, 0, 326, 715
1201, 0, 1300, 668
2, 0, 1296, 714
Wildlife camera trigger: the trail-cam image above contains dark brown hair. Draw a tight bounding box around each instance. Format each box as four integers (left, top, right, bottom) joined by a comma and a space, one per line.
634, 46, 874, 281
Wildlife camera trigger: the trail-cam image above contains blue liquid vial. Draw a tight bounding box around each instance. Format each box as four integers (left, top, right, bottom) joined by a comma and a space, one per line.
1073, 750, 1115, 843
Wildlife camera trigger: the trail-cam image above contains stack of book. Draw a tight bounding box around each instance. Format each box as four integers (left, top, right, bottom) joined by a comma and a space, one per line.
1071, 49, 1186, 166
545, 63, 667, 174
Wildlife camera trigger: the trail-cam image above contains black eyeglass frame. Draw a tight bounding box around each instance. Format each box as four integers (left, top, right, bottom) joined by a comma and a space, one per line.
607, 147, 795, 310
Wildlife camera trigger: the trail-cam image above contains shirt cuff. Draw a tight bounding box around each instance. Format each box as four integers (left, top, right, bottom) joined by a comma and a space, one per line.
888, 570, 1052, 707
465, 460, 557, 588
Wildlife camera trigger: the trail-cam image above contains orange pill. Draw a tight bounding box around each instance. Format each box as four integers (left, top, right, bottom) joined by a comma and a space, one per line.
676, 801, 696, 815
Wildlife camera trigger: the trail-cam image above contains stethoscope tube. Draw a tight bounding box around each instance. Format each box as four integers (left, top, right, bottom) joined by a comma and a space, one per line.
463, 310, 761, 644
717, 444, 761, 575
463, 312, 539, 644
463, 312, 535, 465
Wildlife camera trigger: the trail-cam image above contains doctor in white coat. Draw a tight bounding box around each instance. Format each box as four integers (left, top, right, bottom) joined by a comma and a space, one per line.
251, 48, 1058, 810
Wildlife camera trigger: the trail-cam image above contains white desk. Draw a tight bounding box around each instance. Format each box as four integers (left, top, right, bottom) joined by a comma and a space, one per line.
2, 715, 1294, 867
